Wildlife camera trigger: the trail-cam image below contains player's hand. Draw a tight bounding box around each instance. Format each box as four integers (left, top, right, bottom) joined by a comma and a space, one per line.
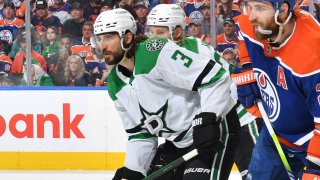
231, 63, 262, 117
113, 167, 144, 180
192, 112, 224, 167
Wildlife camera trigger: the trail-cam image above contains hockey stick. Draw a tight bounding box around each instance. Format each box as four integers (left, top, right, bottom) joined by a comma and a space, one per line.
143, 149, 198, 180
256, 101, 295, 180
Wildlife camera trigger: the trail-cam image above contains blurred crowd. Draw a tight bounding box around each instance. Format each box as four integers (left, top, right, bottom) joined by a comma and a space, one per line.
0, 0, 318, 86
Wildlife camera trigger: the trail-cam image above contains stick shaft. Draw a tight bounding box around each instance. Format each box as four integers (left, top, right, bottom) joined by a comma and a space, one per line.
143, 149, 198, 180
257, 101, 294, 179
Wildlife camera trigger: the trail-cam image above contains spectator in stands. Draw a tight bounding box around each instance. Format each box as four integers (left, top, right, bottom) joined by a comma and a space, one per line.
203, 35, 212, 45
0, 1, 24, 47
59, 34, 72, 55
83, 0, 102, 22
0, 40, 12, 74
115, 2, 137, 19
216, 0, 241, 18
0, 71, 14, 86
0, 0, 6, 19
48, 0, 72, 24
134, 0, 149, 36
184, 0, 206, 28
20, 63, 54, 86
187, 19, 204, 39
117, 0, 134, 8
31, 0, 62, 32
51, 45, 68, 85
216, 17, 238, 53
62, 2, 85, 38
11, 0, 23, 8
35, 24, 47, 45
66, 0, 87, 6
16, 0, 36, 19
222, 48, 237, 67
63, 55, 93, 86
71, 21, 107, 84
8, 24, 43, 59
11, 31, 47, 74
100, 0, 114, 12
42, 26, 60, 74
201, 2, 224, 36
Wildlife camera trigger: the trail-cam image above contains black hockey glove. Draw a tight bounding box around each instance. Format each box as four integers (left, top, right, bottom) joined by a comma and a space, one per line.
192, 112, 225, 166
113, 166, 145, 180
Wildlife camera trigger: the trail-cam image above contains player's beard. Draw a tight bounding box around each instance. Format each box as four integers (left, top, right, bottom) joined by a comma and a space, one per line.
103, 48, 125, 65
252, 19, 279, 41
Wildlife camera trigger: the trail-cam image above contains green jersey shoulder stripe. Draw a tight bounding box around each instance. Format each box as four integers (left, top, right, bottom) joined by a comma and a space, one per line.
107, 66, 127, 101
197, 66, 226, 90
135, 37, 168, 75
182, 37, 199, 54
214, 51, 222, 66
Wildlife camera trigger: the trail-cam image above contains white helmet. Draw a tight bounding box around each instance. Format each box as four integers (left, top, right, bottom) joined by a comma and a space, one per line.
147, 4, 186, 32
94, 8, 137, 37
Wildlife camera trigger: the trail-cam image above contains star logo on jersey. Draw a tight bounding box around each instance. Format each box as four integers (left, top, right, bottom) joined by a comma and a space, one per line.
139, 100, 175, 137
146, 39, 165, 51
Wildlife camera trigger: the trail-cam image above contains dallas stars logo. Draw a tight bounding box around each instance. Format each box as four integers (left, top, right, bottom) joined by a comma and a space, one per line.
139, 100, 175, 137
146, 39, 165, 51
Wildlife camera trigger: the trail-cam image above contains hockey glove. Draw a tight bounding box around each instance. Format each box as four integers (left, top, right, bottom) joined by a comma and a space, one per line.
113, 166, 145, 180
192, 112, 224, 167
302, 157, 320, 180
231, 63, 262, 118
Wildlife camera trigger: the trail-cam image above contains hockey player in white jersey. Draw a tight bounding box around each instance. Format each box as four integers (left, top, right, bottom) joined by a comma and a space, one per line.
94, 8, 239, 180
147, 4, 261, 179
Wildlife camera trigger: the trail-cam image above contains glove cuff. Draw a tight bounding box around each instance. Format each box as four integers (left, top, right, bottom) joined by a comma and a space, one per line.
192, 112, 220, 128
231, 69, 256, 86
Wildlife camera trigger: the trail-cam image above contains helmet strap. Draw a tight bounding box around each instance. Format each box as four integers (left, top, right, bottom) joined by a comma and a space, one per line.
268, 10, 292, 43
120, 37, 130, 51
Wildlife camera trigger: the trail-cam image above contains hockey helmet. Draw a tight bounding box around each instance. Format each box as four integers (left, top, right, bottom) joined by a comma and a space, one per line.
94, 8, 137, 37
246, 0, 295, 12
147, 4, 186, 32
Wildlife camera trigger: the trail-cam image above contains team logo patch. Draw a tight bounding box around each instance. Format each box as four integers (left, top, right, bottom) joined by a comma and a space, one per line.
78, 50, 92, 58
146, 39, 165, 51
189, 11, 203, 23
316, 83, 320, 92
255, 70, 280, 122
0, 30, 13, 42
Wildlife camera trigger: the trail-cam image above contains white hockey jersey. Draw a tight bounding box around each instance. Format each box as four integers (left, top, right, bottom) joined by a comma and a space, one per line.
107, 37, 235, 175
180, 36, 257, 126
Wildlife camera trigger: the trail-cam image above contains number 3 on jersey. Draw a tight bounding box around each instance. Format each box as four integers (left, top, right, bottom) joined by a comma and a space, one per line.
171, 50, 193, 68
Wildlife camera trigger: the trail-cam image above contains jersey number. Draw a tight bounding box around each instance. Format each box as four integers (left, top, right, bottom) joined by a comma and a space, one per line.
171, 50, 193, 68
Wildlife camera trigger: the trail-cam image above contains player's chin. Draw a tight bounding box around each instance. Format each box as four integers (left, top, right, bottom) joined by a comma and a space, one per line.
253, 31, 269, 41
104, 56, 116, 65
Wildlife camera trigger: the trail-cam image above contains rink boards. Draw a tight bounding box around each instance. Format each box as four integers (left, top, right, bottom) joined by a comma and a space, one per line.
0, 87, 126, 170
0, 87, 238, 171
